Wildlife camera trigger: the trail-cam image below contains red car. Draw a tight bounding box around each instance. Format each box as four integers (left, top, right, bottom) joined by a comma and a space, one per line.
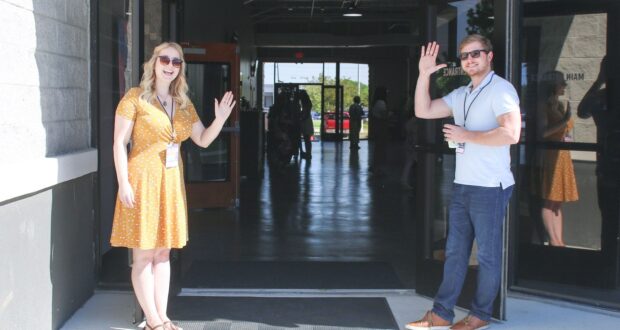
323, 112, 350, 134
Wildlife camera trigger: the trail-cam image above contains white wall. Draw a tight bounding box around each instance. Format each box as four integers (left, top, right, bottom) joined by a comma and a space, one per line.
0, 0, 95, 202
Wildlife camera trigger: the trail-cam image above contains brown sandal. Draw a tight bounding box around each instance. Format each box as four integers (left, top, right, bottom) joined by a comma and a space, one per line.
145, 323, 164, 330
164, 321, 182, 330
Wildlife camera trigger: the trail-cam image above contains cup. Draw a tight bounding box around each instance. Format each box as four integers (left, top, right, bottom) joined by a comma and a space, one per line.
447, 140, 459, 148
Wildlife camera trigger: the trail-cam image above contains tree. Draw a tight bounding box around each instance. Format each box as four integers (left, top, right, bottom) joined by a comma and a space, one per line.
466, 0, 494, 39
302, 74, 369, 114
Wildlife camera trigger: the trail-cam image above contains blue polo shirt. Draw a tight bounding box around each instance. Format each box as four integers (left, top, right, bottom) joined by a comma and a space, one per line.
442, 71, 520, 188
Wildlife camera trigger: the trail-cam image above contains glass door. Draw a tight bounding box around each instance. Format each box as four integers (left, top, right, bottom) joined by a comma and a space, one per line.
181, 43, 240, 208
321, 85, 344, 141
513, 1, 620, 308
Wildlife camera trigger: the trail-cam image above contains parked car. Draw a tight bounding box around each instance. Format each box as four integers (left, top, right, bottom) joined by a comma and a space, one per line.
323, 112, 350, 134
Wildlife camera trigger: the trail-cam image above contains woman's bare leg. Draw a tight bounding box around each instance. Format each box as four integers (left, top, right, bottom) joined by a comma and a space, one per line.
554, 208, 565, 246
542, 200, 565, 246
132, 248, 163, 327
153, 248, 172, 323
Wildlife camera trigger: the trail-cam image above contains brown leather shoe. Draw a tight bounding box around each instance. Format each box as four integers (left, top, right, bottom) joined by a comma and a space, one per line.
405, 310, 452, 330
450, 315, 489, 330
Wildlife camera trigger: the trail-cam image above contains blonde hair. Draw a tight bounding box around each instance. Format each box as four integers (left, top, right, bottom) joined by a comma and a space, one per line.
139, 42, 191, 109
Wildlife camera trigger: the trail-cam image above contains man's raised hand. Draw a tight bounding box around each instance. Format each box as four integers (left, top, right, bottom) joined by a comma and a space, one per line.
419, 42, 447, 76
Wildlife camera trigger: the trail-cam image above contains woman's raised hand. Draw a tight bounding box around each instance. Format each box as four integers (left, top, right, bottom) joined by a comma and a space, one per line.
214, 91, 236, 122
419, 42, 447, 76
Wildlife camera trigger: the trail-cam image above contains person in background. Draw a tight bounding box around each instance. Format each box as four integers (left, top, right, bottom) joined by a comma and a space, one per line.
401, 111, 418, 189
537, 71, 579, 247
370, 87, 389, 175
349, 95, 364, 150
298, 89, 314, 160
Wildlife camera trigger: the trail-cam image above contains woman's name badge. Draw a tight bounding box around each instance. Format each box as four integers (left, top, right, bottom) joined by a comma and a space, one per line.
165, 143, 180, 168
456, 143, 465, 154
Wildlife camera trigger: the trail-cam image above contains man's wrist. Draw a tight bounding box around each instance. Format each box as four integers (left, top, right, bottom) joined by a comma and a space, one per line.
418, 72, 433, 79
462, 130, 472, 143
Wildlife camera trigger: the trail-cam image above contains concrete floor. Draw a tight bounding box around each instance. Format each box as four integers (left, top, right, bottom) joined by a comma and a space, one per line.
61, 290, 620, 329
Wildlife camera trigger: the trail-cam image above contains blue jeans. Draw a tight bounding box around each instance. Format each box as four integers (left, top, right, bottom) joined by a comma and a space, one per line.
432, 183, 513, 322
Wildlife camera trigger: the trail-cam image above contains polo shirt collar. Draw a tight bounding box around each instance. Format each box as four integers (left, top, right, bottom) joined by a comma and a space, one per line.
467, 70, 495, 94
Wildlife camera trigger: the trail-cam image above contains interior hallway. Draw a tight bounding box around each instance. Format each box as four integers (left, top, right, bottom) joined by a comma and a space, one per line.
181, 140, 417, 290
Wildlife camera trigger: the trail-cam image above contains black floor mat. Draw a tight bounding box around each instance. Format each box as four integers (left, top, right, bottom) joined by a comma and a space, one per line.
168, 296, 399, 329
181, 261, 405, 289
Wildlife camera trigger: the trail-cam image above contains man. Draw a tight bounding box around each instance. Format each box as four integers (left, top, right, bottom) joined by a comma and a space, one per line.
349, 95, 364, 150
406, 35, 521, 330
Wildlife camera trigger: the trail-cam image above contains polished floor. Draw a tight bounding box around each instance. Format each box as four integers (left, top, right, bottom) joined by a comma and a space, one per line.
182, 140, 417, 289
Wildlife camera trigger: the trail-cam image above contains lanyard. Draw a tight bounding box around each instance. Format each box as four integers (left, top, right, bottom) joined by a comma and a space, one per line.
156, 95, 176, 140
463, 73, 494, 128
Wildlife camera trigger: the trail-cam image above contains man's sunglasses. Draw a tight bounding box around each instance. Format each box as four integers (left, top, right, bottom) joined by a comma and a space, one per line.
458, 49, 490, 61
158, 55, 183, 68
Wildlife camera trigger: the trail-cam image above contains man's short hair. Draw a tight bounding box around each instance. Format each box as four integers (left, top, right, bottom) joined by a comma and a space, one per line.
353, 96, 361, 103
459, 34, 493, 53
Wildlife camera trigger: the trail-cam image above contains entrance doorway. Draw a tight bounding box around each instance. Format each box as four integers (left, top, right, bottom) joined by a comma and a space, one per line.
263, 62, 369, 143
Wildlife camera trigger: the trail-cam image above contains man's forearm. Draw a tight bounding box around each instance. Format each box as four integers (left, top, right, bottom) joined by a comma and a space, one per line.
414, 74, 432, 118
463, 127, 520, 146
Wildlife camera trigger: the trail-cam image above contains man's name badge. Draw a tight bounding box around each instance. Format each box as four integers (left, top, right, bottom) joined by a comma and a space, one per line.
165, 143, 180, 168
456, 143, 465, 154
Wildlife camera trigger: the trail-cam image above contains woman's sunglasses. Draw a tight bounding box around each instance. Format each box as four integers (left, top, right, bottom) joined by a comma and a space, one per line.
158, 55, 183, 68
458, 49, 490, 61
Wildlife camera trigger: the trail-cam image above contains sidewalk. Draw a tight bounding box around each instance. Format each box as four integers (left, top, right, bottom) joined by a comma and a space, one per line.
61, 290, 620, 329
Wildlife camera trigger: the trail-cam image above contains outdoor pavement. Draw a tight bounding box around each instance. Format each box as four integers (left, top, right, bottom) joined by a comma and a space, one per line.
61, 290, 620, 329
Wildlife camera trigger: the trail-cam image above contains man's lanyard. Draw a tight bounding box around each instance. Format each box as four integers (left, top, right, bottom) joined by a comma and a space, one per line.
157, 95, 176, 141
463, 73, 494, 128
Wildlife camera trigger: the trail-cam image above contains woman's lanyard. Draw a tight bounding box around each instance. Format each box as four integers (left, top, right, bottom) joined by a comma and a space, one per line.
157, 95, 176, 141
463, 73, 494, 128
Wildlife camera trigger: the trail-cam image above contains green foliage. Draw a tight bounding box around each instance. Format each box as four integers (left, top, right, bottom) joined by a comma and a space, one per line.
302, 74, 369, 113
434, 69, 471, 97
466, 0, 494, 39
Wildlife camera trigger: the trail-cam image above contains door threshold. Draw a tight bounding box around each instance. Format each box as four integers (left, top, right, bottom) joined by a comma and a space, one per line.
180, 288, 416, 297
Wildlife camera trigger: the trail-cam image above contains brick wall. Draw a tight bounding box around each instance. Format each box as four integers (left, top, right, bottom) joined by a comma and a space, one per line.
0, 0, 90, 163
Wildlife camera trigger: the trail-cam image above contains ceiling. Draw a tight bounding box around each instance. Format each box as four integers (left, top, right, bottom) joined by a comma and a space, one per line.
243, 0, 424, 47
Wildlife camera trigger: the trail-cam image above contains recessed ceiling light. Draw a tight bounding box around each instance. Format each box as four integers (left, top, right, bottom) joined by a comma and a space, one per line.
343, 12, 362, 17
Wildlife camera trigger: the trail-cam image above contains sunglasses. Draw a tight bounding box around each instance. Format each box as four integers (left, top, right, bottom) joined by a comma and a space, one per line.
158, 55, 183, 68
458, 49, 490, 61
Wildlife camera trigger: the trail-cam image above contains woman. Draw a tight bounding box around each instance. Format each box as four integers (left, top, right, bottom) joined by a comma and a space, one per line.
110, 42, 235, 330
538, 71, 578, 247
298, 89, 314, 159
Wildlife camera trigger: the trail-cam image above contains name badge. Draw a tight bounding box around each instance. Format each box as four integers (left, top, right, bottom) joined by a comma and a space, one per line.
456, 143, 465, 154
165, 143, 180, 168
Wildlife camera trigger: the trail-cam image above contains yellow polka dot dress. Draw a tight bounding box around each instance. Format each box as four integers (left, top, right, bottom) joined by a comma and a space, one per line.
110, 87, 200, 249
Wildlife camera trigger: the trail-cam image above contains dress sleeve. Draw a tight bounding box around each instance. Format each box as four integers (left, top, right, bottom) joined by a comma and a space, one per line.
115, 88, 139, 121
187, 101, 201, 124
